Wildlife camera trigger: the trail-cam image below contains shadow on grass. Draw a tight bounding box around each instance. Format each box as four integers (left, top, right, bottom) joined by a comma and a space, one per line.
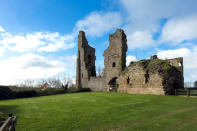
0, 105, 19, 117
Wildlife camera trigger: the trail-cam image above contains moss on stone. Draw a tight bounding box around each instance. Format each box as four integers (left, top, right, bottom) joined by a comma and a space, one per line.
127, 59, 174, 75
119, 55, 126, 71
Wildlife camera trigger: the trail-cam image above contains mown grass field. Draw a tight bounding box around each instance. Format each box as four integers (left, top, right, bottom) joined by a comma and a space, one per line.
1, 92, 197, 131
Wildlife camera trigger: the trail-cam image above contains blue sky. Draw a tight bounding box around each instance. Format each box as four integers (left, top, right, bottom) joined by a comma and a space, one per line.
0, 0, 197, 85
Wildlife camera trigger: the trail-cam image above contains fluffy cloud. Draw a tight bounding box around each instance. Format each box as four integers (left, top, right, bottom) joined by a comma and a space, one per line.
126, 55, 138, 66
0, 26, 5, 32
1, 0, 197, 85
127, 30, 155, 49
0, 25, 78, 85
75, 11, 122, 37
0, 53, 76, 85
38, 34, 75, 52
161, 15, 197, 44
157, 48, 190, 60
118, 0, 197, 50
0, 47, 5, 57
157, 46, 197, 82
120, 0, 197, 32
0, 31, 75, 54
157, 47, 197, 69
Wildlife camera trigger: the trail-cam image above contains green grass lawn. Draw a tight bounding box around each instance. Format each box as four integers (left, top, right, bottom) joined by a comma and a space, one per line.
1, 92, 197, 131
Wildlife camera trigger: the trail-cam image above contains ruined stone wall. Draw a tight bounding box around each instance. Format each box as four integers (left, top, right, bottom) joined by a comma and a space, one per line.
87, 77, 105, 91
76, 29, 184, 95
119, 56, 184, 95
103, 29, 127, 91
119, 63, 165, 95
161, 57, 184, 91
76, 31, 96, 88
167, 57, 183, 73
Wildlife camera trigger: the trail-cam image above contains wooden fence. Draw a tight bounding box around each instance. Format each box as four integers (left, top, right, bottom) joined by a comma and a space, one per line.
0, 114, 17, 131
175, 88, 197, 96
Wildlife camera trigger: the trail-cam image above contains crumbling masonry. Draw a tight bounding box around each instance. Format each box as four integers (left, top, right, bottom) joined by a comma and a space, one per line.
76, 29, 184, 95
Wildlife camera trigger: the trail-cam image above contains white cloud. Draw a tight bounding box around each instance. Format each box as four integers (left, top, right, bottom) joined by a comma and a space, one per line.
157, 48, 190, 60
0, 26, 77, 85
0, 26, 5, 32
75, 11, 122, 37
127, 30, 155, 49
0, 53, 76, 85
126, 55, 138, 66
38, 34, 75, 52
0, 26, 78, 85
64, 55, 77, 67
120, 0, 197, 32
0, 31, 75, 54
118, 0, 197, 50
157, 47, 197, 69
0, 47, 5, 57
161, 15, 197, 44
1, 0, 197, 84
157, 46, 197, 82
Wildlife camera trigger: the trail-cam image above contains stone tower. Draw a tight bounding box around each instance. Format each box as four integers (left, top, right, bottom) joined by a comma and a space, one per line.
75, 29, 184, 95
103, 29, 128, 90
76, 31, 96, 88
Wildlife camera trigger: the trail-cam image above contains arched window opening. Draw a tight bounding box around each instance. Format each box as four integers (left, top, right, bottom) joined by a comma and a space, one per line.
112, 62, 116, 67
108, 77, 118, 92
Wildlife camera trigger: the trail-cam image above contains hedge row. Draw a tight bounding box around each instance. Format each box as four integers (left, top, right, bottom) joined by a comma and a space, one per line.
0, 86, 91, 100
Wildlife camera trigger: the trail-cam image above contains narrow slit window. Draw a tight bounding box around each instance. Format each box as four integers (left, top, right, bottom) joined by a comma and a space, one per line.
145, 71, 149, 83
112, 62, 116, 67
127, 77, 130, 84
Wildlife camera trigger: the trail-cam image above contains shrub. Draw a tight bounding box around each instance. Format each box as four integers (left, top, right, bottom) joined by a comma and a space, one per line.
69, 87, 91, 93
0, 86, 14, 100
37, 89, 50, 96
62, 84, 68, 92
78, 85, 82, 89
0, 112, 2, 118
77, 88, 92, 92
15, 90, 38, 98
68, 87, 78, 93
194, 81, 197, 88
0, 85, 70, 100
36, 88, 67, 96
54, 89, 67, 94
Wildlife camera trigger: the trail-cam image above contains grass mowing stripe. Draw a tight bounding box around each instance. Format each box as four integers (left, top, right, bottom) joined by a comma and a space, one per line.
0, 92, 197, 131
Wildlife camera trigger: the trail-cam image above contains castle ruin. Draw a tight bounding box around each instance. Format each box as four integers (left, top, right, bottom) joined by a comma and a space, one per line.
76, 29, 184, 95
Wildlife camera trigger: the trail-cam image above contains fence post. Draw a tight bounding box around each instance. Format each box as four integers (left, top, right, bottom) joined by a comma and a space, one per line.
187, 88, 188, 97
0, 113, 17, 131
187, 88, 190, 97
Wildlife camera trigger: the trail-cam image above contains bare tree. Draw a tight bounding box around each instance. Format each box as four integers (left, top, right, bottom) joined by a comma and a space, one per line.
97, 66, 104, 77
35, 78, 47, 88
194, 81, 197, 88
18, 79, 34, 88
22, 73, 74, 89
47, 76, 62, 88
61, 73, 73, 88
184, 81, 193, 88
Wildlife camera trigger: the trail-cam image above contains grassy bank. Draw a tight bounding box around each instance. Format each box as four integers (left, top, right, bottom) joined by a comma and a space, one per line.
0, 92, 197, 131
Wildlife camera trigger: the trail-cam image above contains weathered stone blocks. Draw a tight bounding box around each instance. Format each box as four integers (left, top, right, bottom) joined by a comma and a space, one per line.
76, 29, 184, 95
